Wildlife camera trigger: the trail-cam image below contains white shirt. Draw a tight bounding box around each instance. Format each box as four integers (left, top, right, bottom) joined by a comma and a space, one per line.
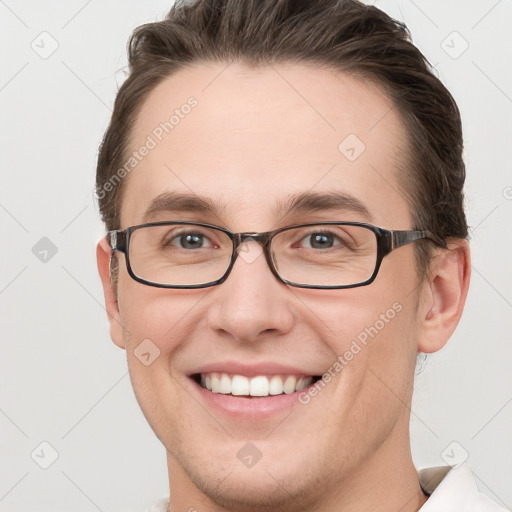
146, 464, 509, 512
418, 464, 508, 511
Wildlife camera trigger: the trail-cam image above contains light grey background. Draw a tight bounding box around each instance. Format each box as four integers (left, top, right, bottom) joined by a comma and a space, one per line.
1, 1, 511, 510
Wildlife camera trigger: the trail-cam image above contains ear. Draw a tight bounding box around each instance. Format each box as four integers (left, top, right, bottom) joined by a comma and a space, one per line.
417, 239, 471, 353
97, 237, 126, 349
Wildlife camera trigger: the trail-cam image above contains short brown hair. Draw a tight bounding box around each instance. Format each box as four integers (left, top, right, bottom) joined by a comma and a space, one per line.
96, 0, 467, 279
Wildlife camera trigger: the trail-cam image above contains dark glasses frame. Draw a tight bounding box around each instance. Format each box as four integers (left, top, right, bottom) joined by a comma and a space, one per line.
107, 221, 447, 290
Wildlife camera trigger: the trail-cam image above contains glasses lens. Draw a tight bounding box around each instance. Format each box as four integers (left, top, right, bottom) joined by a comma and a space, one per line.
271, 224, 378, 287
128, 224, 232, 286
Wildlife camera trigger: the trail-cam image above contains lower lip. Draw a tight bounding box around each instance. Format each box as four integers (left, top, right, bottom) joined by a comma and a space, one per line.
189, 377, 312, 419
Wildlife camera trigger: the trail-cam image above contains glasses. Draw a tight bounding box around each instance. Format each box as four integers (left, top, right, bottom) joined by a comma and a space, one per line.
107, 221, 447, 290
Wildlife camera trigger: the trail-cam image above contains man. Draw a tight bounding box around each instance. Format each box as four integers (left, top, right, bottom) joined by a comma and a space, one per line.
95, 0, 505, 510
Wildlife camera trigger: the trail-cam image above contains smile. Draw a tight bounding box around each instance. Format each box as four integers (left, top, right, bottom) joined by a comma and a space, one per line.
195, 372, 321, 397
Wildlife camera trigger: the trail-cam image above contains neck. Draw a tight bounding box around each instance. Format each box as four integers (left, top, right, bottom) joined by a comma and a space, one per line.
316, 418, 428, 512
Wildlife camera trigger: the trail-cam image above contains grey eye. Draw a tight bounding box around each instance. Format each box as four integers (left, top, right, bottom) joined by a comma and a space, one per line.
300, 232, 341, 249
166, 231, 211, 249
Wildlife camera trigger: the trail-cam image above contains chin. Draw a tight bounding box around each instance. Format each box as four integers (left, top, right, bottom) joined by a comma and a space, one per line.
183, 462, 318, 512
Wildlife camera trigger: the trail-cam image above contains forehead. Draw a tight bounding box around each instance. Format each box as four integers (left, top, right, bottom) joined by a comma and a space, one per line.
122, 62, 411, 229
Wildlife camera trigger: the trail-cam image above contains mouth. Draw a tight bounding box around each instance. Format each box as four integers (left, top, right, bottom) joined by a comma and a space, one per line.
191, 372, 322, 398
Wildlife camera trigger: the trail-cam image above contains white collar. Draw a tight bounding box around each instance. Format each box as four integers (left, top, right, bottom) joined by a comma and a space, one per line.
418, 463, 507, 511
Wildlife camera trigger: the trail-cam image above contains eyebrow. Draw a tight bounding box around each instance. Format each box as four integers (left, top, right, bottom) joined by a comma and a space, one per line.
142, 190, 373, 224
275, 191, 373, 222
143, 192, 222, 222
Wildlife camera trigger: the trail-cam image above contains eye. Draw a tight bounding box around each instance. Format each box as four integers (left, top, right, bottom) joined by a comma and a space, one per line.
166, 230, 213, 250
299, 231, 343, 249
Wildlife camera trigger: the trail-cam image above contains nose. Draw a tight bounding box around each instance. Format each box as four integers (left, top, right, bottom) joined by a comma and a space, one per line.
206, 240, 296, 343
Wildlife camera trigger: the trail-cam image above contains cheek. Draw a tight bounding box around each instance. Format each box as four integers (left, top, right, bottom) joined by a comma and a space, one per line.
314, 283, 418, 405
117, 285, 207, 444
313, 291, 408, 352
117, 276, 206, 351
116, 280, 205, 403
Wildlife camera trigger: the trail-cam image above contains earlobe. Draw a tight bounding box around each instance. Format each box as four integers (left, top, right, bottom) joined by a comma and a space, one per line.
96, 238, 126, 350
417, 240, 471, 353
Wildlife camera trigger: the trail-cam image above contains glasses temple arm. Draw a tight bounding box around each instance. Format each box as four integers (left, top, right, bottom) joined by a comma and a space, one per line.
391, 230, 447, 250
107, 230, 127, 252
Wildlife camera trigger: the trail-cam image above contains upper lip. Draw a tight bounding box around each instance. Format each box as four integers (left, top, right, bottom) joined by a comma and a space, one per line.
189, 361, 321, 378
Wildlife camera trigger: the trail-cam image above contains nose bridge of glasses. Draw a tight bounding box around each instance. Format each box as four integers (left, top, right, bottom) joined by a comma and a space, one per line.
230, 232, 273, 268
234, 232, 270, 246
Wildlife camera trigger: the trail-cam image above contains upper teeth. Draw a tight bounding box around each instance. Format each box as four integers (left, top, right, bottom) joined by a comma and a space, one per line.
200, 372, 313, 396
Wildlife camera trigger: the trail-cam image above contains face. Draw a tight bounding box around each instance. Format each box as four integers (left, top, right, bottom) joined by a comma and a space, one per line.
106, 62, 431, 509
